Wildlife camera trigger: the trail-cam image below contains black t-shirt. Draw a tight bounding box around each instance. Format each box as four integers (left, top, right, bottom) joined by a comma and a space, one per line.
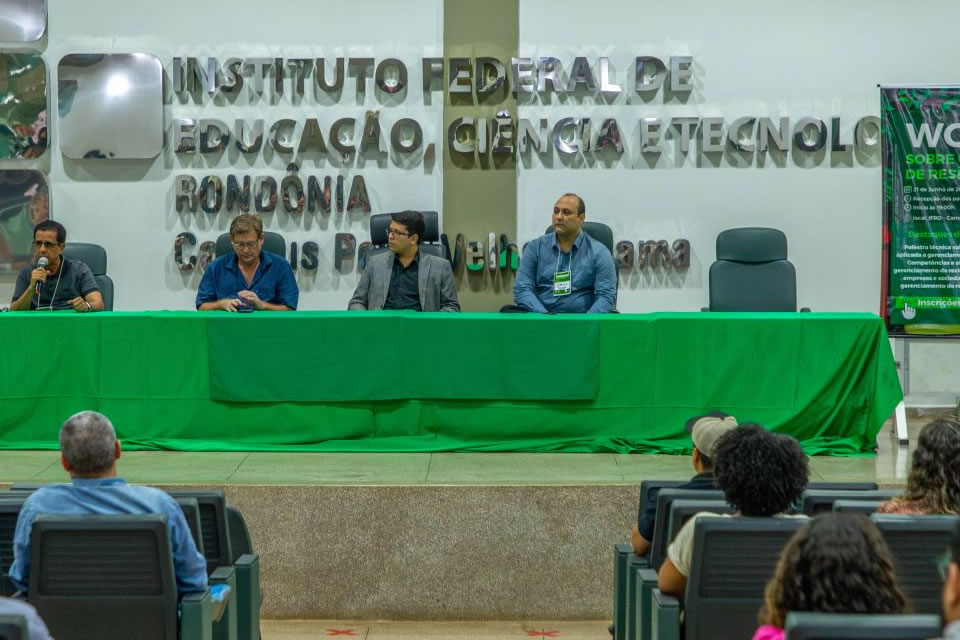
12, 259, 100, 310
383, 252, 421, 311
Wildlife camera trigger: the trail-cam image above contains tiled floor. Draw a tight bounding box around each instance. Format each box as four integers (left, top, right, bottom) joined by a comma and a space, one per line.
0, 418, 920, 486
261, 620, 609, 640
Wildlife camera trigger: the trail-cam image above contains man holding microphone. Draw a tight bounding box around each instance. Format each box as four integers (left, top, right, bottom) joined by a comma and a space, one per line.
10, 220, 103, 312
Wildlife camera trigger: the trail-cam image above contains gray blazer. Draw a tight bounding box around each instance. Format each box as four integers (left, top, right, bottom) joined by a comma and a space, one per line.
348, 250, 460, 312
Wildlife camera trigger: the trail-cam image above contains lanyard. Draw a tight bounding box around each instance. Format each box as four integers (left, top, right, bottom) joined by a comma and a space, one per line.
37, 263, 64, 311
555, 247, 574, 277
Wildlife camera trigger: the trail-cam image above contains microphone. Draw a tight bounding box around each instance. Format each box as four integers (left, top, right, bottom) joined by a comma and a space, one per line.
35, 256, 48, 294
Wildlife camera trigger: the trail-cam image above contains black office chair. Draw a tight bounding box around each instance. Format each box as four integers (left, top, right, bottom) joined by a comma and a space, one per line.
366, 211, 445, 262
706, 227, 806, 312
543, 221, 614, 255
62, 242, 114, 311
215, 231, 286, 259
0, 615, 28, 640
28, 514, 211, 640
784, 613, 942, 640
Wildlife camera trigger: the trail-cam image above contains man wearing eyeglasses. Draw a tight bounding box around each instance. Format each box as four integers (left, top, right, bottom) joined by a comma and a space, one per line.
348, 210, 459, 312
196, 214, 298, 311
940, 520, 960, 640
10, 220, 104, 312
511, 193, 616, 313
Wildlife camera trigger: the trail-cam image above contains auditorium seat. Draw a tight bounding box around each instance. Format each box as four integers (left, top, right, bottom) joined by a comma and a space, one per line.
801, 490, 898, 516
168, 490, 260, 640
174, 497, 205, 556
0, 614, 28, 640
28, 514, 212, 640
784, 612, 942, 640
215, 231, 286, 259
0, 494, 28, 597
649, 517, 806, 640
706, 227, 807, 312
61, 242, 114, 311
832, 499, 887, 514
806, 482, 878, 491
650, 489, 725, 571
872, 514, 960, 614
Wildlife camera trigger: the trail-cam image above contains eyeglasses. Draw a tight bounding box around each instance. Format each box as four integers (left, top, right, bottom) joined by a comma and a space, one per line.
231, 240, 260, 250
33, 240, 60, 249
937, 550, 953, 580
387, 228, 410, 237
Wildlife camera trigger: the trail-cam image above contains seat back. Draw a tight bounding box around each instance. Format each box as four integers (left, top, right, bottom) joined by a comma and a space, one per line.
0, 496, 27, 596
215, 231, 286, 259
542, 221, 614, 255
684, 517, 807, 640
650, 488, 724, 571
0, 614, 28, 640
61, 242, 113, 310
667, 499, 735, 556
807, 482, 879, 491
635, 480, 687, 529
832, 500, 887, 514
367, 211, 444, 261
174, 497, 205, 557
872, 514, 960, 614
29, 514, 178, 640
166, 490, 232, 574
784, 612, 943, 640
801, 490, 898, 516
708, 227, 797, 312
226, 505, 254, 563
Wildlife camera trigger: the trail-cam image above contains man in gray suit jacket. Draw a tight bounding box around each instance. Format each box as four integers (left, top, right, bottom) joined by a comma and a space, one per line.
348, 211, 460, 312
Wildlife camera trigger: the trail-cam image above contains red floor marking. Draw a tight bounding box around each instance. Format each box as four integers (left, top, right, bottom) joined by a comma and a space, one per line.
327, 630, 357, 636
526, 632, 561, 638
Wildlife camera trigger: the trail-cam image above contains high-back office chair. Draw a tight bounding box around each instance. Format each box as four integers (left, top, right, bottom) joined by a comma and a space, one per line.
542, 221, 615, 255
62, 243, 114, 310
707, 227, 806, 312
215, 231, 286, 259
366, 211, 445, 262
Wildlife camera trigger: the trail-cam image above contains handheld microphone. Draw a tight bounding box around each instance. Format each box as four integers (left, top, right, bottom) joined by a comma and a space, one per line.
35, 256, 48, 294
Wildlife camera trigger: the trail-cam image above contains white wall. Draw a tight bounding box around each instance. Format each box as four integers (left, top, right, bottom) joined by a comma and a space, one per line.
516, 0, 940, 314
1, 0, 443, 310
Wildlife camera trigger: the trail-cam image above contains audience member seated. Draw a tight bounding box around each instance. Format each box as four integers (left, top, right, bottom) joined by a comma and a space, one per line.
631, 411, 738, 555
510, 193, 616, 313
877, 419, 960, 515
196, 214, 298, 312
8, 411, 207, 596
0, 596, 54, 640
752, 512, 909, 640
657, 423, 809, 597
938, 517, 960, 640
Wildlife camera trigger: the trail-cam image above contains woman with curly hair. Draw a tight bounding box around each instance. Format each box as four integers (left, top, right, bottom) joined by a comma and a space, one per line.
658, 423, 810, 597
752, 512, 909, 640
878, 419, 960, 515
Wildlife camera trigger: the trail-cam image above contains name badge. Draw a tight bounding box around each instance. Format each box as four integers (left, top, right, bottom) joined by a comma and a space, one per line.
553, 270, 572, 296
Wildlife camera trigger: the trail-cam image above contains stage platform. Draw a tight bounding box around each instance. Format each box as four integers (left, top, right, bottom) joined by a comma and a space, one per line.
0, 419, 916, 622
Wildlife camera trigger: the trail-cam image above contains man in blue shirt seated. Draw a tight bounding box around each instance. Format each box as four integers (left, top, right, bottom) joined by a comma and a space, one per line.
9, 411, 208, 596
512, 193, 617, 313
196, 214, 298, 311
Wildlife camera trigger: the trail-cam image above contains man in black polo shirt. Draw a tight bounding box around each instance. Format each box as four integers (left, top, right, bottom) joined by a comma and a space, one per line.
348, 210, 459, 312
10, 220, 103, 312
630, 411, 738, 555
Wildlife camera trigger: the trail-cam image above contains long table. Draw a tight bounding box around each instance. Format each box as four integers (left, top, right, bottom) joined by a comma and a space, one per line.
0, 311, 902, 455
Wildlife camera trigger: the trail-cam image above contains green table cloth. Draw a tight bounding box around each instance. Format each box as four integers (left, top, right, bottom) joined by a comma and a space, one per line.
0, 311, 902, 455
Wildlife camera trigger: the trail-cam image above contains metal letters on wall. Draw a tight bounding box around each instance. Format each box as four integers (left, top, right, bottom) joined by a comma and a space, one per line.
0, 54, 47, 159
0, 170, 48, 274
58, 53, 163, 159
0, 0, 46, 42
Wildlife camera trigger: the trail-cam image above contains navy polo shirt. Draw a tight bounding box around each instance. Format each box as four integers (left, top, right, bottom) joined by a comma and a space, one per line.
195, 250, 299, 310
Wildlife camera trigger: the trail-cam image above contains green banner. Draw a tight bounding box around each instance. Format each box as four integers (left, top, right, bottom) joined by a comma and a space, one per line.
882, 86, 960, 326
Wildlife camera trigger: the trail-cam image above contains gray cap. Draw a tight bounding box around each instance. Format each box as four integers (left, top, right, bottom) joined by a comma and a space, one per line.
685, 411, 739, 458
